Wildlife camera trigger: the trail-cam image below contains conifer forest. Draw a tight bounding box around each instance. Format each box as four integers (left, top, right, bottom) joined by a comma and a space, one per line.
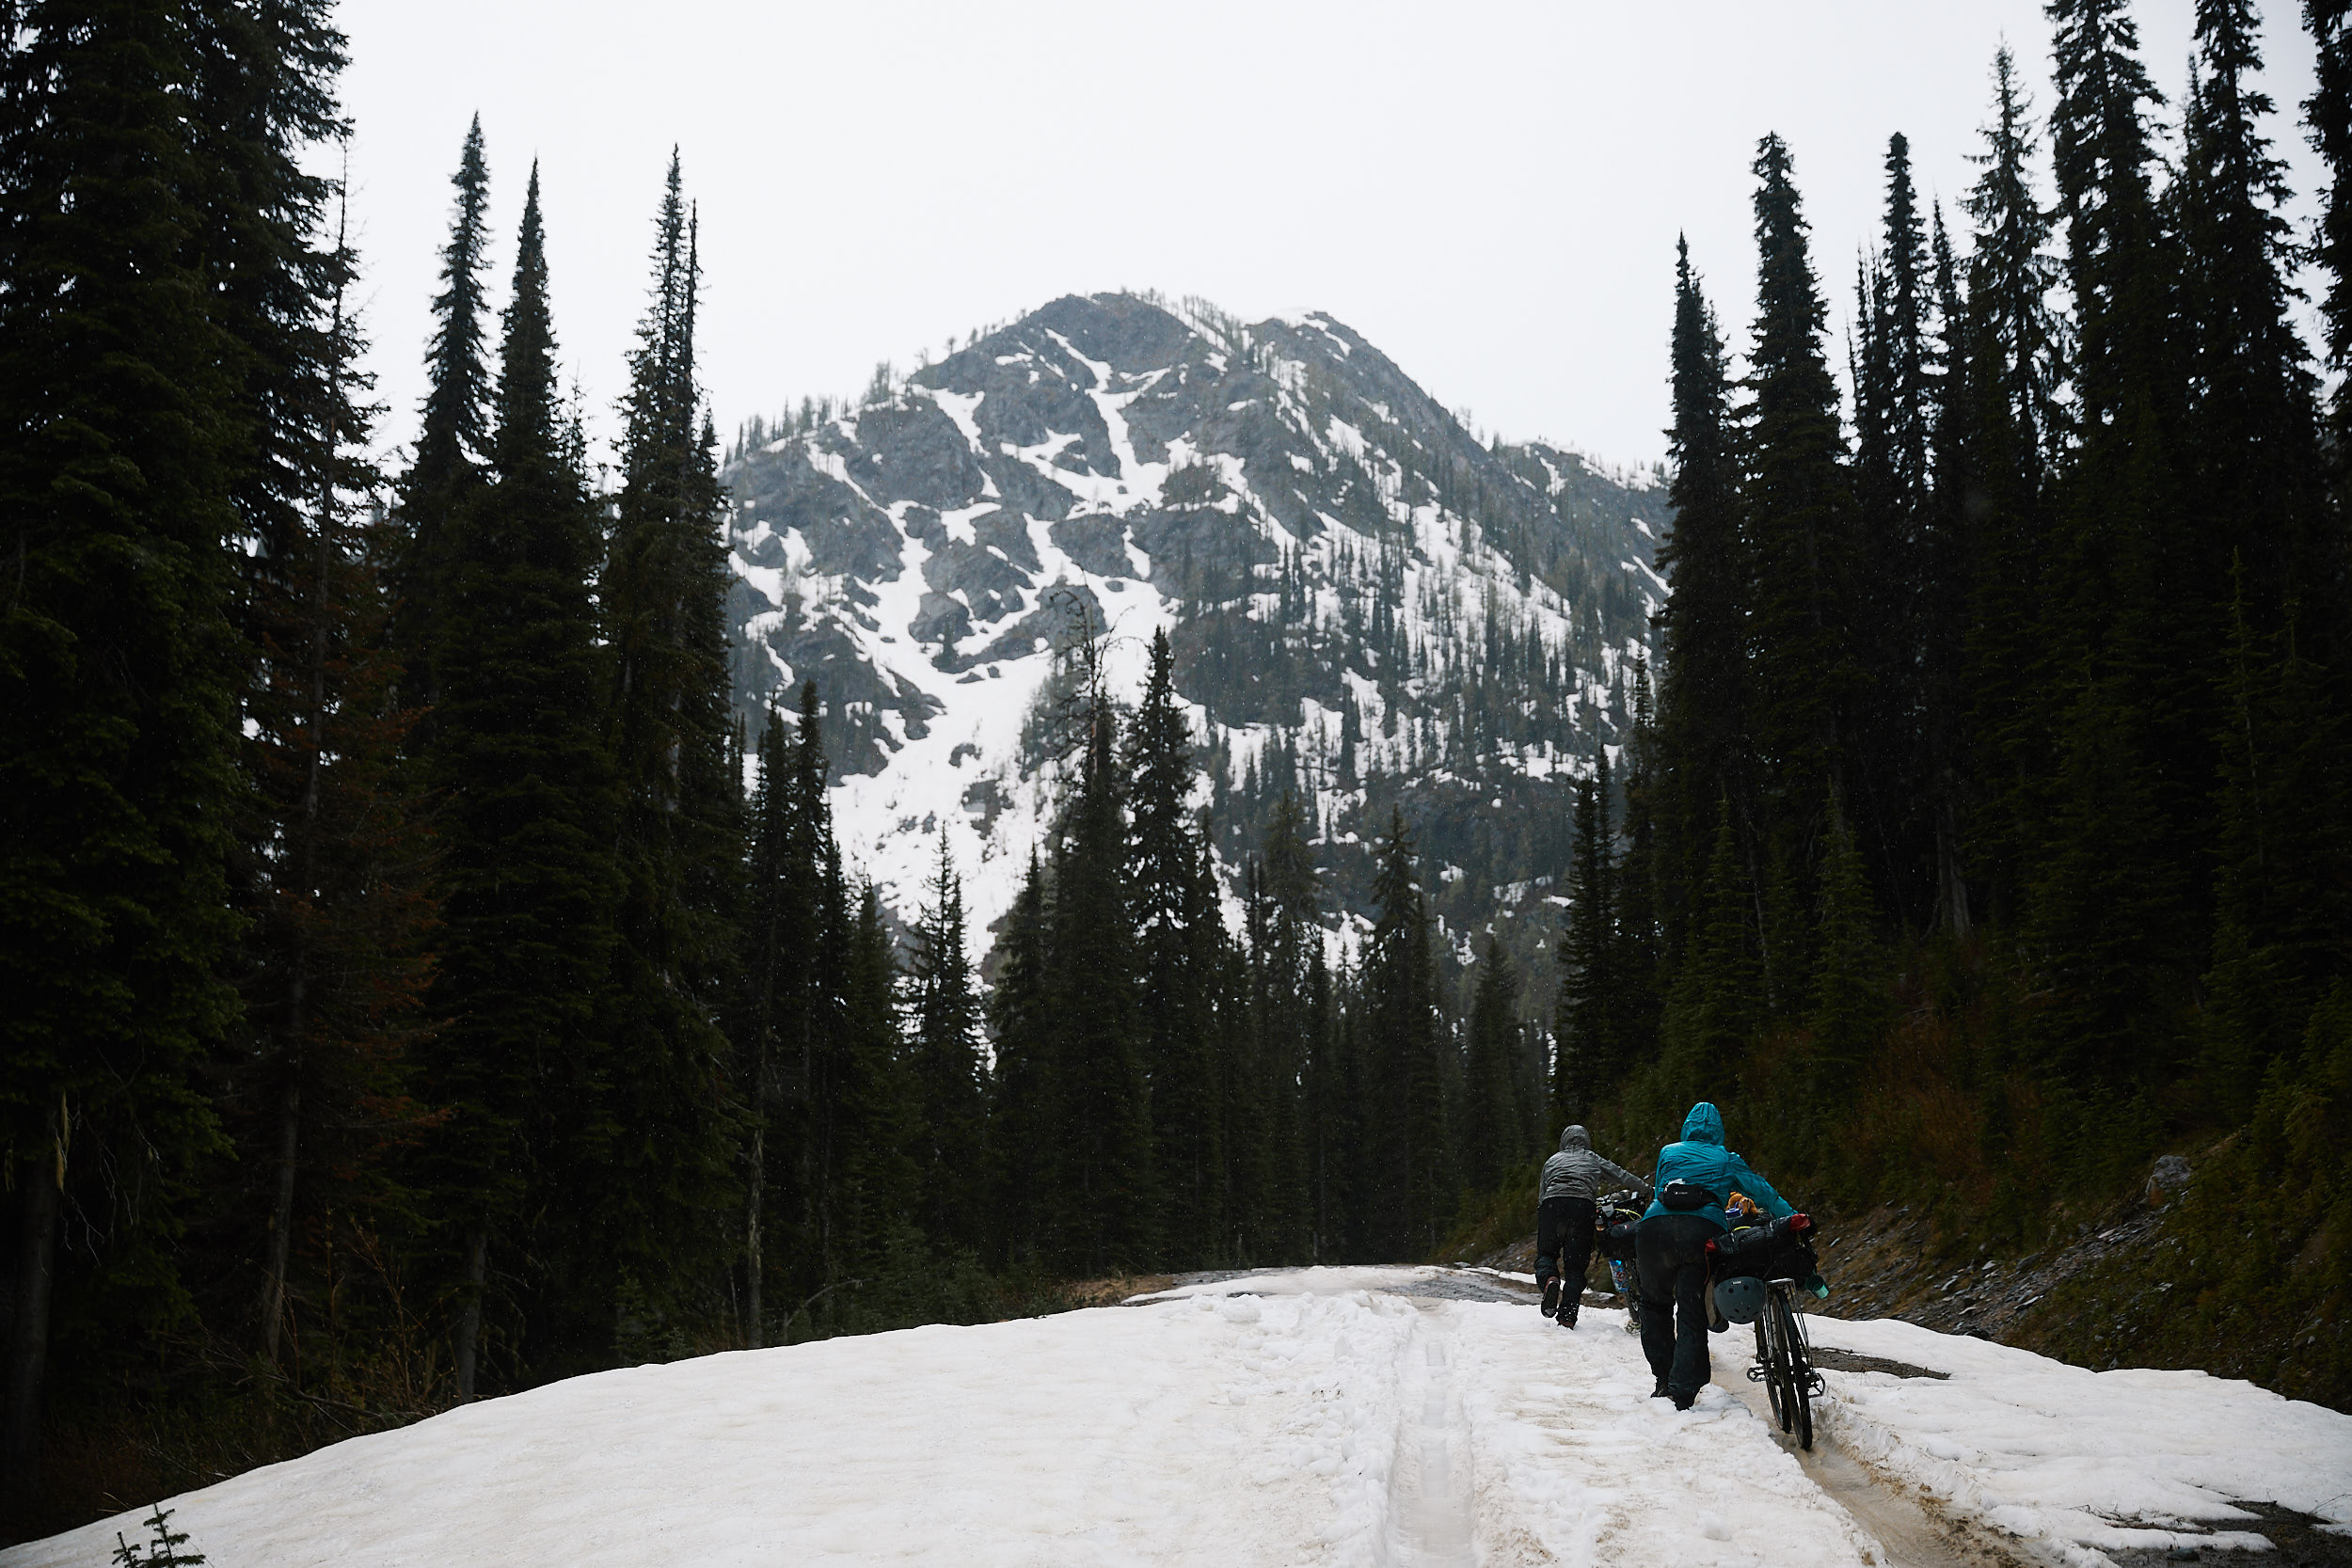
4, 0, 2351, 1541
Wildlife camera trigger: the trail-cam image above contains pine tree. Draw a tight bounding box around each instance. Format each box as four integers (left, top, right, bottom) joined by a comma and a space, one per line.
1848, 133, 1937, 929
1556, 758, 1617, 1124
391, 117, 492, 714
1125, 629, 1217, 1261
907, 836, 984, 1222
0, 0, 244, 1497
422, 166, 621, 1395
1960, 45, 2065, 927
2201, 582, 2352, 1117
1256, 795, 1318, 1259
985, 852, 1056, 1268
1807, 821, 1884, 1113
2037, 0, 2200, 1088
736, 703, 791, 1344
2177, 0, 2328, 648
232, 188, 437, 1372
1367, 811, 1446, 1256
1463, 937, 1523, 1194
1654, 237, 1746, 959
598, 151, 745, 1354
1047, 694, 1155, 1272
2303, 2, 2352, 674
1613, 659, 1665, 1067
1654, 799, 1759, 1117
1743, 134, 1856, 863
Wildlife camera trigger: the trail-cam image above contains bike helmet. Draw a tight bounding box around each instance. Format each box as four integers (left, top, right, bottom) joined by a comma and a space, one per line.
1713, 1275, 1767, 1325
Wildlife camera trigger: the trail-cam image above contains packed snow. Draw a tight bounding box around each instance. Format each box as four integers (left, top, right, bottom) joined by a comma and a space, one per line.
12, 1267, 2347, 1568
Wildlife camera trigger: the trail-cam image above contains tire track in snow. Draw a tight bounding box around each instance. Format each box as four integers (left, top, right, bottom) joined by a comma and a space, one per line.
1387, 1308, 1477, 1567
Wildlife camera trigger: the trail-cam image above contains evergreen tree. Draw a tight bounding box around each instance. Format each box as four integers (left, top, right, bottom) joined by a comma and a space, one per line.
1367, 811, 1446, 1256
907, 836, 984, 1222
1556, 758, 1617, 1124
2201, 584, 2352, 1116
598, 152, 744, 1357
2037, 0, 2199, 1087
391, 117, 492, 713
2308, 1, 2352, 590
1806, 821, 1884, 1117
1047, 694, 1155, 1272
1848, 133, 1937, 928
1613, 659, 1665, 1068
736, 703, 791, 1345
1653, 237, 1746, 959
230, 189, 437, 1371
422, 166, 621, 1395
2178, 0, 2329, 649
1743, 134, 1856, 865
1654, 799, 1759, 1117
1463, 936, 1523, 1194
1251, 793, 1317, 1259
1960, 45, 2065, 927
985, 852, 1056, 1268
0, 0, 245, 1497
1126, 629, 1217, 1261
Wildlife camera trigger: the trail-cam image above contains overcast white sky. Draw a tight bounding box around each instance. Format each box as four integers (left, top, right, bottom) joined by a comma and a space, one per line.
336, 1, 2327, 475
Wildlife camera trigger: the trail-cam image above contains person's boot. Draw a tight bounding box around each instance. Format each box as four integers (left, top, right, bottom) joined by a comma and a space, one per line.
1560, 1300, 1579, 1328
1649, 1378, 1670, 1399
1539, 1275, 1561, 1318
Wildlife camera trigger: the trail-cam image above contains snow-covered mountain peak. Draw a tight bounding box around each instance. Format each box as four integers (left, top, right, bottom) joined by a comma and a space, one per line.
723, 292, 1666, 970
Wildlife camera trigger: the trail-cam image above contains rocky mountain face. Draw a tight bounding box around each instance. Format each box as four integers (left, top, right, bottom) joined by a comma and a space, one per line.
721, 292, 1666, 994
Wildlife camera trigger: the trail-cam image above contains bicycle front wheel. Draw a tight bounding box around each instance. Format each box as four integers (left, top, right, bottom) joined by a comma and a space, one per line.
1772, 1290, 1814, 1450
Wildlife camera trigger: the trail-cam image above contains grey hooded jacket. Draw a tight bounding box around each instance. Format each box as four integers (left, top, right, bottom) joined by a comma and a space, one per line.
1538, 1125, 1649, 1205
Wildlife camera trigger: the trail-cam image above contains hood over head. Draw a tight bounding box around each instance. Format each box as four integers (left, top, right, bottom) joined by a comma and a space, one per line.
1559, 1124, 1590, 1153
1680, 1102, 1724, 1146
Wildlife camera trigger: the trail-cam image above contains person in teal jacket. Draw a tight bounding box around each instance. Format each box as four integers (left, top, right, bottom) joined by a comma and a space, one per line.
1636, 1102, 1796, 1408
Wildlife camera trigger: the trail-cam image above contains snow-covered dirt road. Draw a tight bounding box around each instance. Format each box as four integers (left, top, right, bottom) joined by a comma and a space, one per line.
8, 1267, 2347, 1568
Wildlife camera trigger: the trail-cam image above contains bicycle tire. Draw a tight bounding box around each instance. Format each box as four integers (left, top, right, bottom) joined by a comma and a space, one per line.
1773, 1289, 1815, 1450
1763, 1295, 1793, 1431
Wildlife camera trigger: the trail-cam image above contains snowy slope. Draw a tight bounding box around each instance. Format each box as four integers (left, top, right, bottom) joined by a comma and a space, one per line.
721, 293, 1667, 969
13, 1269, 2346, 1568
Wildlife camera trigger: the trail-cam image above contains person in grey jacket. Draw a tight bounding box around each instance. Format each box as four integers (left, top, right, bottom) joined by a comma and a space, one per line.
1536, 1125, 1650, 1325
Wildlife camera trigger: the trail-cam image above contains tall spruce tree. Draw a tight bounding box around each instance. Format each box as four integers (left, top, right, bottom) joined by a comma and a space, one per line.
2037, 0, 2199, 1088
391, 118, 492, 714
422, 166, 621, 1396
2178, 0, 2328, 649
1654, 238, 1746, 960
0, 0, 244, 1498
1252, 794, 1318, 1259
1367, 811, 1446, 1256
1849, 133, 1938, 928
1960, 45, 2066, 927
907, 836, 984, 1222
1126, 629, 1218, 1261
598, 152, 744, 1355
230, 186, 438, 1373
1654, 799, 1759, 1121
1556, 758, 1618, 1124
1047, 693, 1155, 1272
1463, 937, 1524, 1194
1743, 134, 1856, 870
985, 852, 1056, 1268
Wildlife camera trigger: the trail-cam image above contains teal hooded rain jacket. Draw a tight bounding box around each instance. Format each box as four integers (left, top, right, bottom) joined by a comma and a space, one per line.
1640, 1101, 1794, 1231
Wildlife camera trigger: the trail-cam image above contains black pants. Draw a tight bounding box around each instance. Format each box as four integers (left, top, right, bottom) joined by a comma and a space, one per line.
1637, 1212, 1716, 1406
1535, 1196, 1596, 1292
